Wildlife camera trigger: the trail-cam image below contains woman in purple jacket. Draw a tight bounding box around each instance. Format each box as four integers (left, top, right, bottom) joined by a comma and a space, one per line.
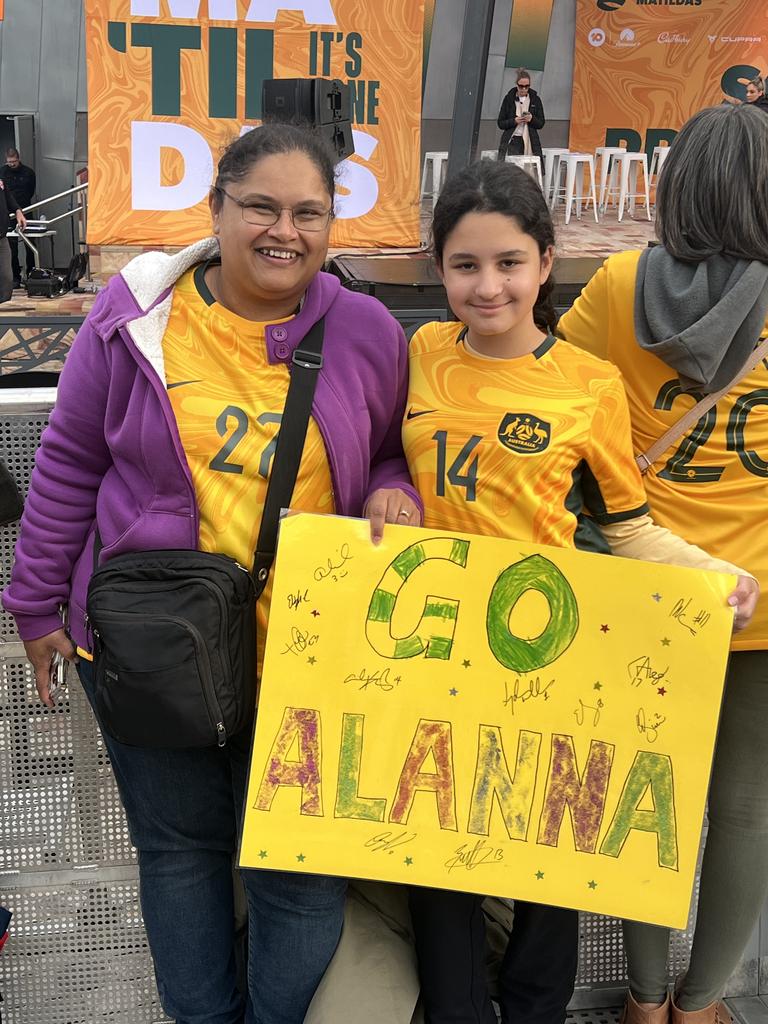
3, 124, 421, 1024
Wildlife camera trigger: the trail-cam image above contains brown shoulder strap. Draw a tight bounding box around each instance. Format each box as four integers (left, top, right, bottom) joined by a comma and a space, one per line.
636, 336, 768, 475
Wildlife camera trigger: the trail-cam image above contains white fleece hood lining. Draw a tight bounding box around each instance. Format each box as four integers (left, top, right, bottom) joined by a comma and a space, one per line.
121, 236, 220, 383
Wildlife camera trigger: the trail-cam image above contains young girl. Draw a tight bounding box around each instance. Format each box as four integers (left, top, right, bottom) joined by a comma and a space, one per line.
402, 160, 759, 1024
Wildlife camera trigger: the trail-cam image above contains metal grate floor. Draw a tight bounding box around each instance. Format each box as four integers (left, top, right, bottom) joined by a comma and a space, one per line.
566, 1010, 622, 1024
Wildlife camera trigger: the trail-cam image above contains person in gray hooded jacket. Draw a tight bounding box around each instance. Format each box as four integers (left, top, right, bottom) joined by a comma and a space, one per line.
557, 102, 768, 1024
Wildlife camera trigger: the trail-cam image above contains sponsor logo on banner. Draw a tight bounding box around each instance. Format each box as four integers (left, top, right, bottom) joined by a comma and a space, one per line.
498, 414, 551, 455
589, 28, 607, 47
599, 0, 705, 7
658, 32, 690, 45
617, 28, 638, 48
708, 35, 717, 44
721, 36, 763, 44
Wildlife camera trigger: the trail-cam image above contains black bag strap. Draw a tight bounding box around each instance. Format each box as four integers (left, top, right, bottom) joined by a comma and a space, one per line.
92, 317, 326, 593
252, 317, 325, 594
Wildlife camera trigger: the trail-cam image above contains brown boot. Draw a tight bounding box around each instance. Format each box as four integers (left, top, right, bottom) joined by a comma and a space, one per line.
670, 997, 732, 1024
621, 991, 671, 1024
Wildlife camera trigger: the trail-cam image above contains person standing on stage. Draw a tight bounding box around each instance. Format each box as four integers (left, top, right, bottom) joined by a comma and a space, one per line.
497, 68, 545, 167
0, 172, 26, 302
1, 148, 35, 287
745, 76, 768, 113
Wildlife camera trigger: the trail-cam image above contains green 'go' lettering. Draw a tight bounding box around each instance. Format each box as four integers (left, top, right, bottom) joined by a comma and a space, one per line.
486, 554, 579, 672
365, 537, 469, 660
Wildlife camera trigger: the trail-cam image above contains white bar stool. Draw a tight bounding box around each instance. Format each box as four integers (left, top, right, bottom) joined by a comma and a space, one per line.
542, 148, 569, 204
603, 151, 651, 221
649, 145, 671, 207
649, 145, 671, 181
551, 153, 599, 224
480, 150, 499, 161
504, 153, 544, 190
595, 146, 626, 211
420, 151, 449, 209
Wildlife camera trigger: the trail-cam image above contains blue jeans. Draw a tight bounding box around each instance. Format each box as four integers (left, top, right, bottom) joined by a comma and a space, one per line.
78, 661, 347, 1024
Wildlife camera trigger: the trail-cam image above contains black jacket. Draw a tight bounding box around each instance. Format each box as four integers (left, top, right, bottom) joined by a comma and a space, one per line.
1, 163, 35, 207
0, 180, 22, 240
497, 87, 545, 159
752, 95, 768, 115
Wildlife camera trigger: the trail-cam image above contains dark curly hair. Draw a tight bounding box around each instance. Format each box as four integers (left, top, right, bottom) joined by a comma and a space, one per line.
211, 122, 337, 210
431, 159, 557, 333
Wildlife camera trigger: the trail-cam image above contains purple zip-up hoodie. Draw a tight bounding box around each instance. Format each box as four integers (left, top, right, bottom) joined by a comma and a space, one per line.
3, 238, 421, 650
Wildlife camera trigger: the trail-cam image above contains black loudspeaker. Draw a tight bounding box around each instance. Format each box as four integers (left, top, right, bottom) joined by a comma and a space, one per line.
262, 78, 350, 124
262, 78, 355, 160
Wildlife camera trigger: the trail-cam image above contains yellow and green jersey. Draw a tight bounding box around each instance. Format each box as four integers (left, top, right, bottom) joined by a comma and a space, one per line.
558, 249, 768, 649
163, 262, 335, 668
404, 321, 648, 551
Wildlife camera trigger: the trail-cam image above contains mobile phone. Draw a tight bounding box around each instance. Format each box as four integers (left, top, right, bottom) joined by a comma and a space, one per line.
48, 604, 71, 703
48, 651, 69, 703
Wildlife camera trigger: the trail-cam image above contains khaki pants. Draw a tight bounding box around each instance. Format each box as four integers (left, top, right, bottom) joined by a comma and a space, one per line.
304, 883, 515, 1023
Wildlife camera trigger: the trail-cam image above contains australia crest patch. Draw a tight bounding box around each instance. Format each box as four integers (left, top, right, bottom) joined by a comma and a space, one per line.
497, 413, 551, 454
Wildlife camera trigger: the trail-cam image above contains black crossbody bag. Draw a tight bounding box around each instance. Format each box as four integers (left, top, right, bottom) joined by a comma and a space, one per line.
85, 319, 325, 749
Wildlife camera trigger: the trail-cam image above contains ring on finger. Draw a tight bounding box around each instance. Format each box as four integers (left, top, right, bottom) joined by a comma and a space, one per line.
398, 508, 410, 519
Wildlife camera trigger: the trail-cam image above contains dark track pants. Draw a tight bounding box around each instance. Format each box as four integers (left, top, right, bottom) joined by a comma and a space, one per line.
409, 887, 578, 1024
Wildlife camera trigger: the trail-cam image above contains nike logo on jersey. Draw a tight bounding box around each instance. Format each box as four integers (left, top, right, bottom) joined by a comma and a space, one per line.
407, 407, 437, 419
167, 379, 203, 390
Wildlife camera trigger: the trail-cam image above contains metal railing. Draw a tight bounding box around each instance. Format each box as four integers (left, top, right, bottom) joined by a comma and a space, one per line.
11, 182, 88, 270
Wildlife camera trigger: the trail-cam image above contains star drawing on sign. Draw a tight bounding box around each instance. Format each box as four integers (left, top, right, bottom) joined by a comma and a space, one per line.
307, 656, 316, 665
535, 870, 545, 880
404, 856, 413, 866
658, 686, 667, 696
311, 609, 320, 617
661, 638, 671, 647
588, 880, 598, 890
449, 687, 459, 697
258, 850, 267, 860
462, 659, 471, 668
593, 681, 602, 691
652, 593, 662, 602
600, 624, 610, 633
296, 853, 306, 863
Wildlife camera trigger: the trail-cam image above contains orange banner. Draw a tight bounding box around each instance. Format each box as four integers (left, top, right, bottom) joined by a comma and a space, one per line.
571, 0, 768, 155
85, 1, 424, 248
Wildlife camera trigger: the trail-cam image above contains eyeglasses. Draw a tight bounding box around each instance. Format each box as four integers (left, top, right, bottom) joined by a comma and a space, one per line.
517, 83, 530, 90
214, 187, 334, 232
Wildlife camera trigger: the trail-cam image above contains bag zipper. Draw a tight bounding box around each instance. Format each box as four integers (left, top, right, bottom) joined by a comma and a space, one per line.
90, 610, 227, 747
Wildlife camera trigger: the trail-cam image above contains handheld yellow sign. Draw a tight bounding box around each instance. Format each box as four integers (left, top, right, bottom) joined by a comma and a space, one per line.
240, 513, 733, 928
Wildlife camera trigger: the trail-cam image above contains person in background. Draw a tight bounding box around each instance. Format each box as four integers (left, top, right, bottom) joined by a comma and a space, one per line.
3, 122, 420, 1024
1, 147, 35, 286
403, 157, 757, 1024
0, 171, 26, 302
558, 102, 768, 1024
497, 68, 545, 169
745, 76, 768, 113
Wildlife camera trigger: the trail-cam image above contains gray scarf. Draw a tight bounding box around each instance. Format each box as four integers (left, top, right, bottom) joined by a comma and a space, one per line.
634, 245, 768, 393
